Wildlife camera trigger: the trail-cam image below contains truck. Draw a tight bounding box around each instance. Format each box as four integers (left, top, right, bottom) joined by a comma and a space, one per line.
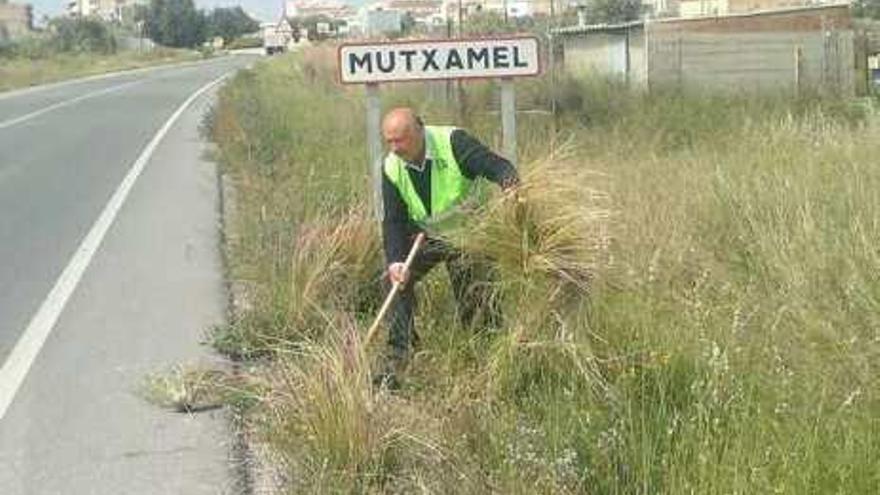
263, 30, 286, 56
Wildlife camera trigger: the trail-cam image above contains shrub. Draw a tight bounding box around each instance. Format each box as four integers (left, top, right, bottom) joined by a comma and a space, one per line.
50, 17, 117, 55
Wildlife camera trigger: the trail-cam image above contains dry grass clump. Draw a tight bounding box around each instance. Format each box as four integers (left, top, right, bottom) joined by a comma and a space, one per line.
141, 364, 232, 412
427, 145, 615, 403
452, 146, 612, 295
218, 207, 382, 356
258, 319, 454, 492
280, 207, 382, 332
298, 43, 340, 85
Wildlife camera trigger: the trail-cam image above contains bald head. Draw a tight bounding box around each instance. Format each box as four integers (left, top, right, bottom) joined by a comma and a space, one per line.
382, 107, 425, 163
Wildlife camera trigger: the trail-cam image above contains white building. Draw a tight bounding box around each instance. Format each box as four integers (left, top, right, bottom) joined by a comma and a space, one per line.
67, 0, 143, 21
481, 0, 535, 18
286, 0, 353, 19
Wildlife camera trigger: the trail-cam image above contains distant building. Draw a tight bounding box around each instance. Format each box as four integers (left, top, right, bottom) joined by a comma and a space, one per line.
643, 0, 681, 17
678, 0, 837, 18
381, 0, 445, 28
66, 0, 143, 21
286, 0, 355, 19
0, 0, 32, 41
554, 4, 863, 95
366, 9, 403, 37
382, 0, 443, 18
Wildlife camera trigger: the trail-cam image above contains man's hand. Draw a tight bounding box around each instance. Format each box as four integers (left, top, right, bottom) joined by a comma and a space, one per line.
502, 183, 524, 205
387, 262, 409, 285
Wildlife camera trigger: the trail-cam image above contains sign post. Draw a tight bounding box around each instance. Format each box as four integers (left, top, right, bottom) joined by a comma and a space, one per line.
500, 77, 516, 165
365, 83, 383, 220
338, 36, 541, 220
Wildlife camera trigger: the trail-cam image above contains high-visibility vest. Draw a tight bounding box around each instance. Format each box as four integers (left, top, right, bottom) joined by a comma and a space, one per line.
383, 126, 473, 228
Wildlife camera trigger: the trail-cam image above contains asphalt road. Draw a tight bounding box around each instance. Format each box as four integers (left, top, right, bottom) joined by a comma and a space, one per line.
0, 55, 257, 494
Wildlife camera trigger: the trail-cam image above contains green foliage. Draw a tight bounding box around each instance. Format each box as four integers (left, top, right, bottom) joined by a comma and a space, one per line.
206, 7, 259, 44
0, 18, 117, 60
141, 0, 207, 48
0, 40, 13, 58
135, 1, 258, 48
854, 0, 880, 19
585, 0, 643, 24
49, 17, 117, 55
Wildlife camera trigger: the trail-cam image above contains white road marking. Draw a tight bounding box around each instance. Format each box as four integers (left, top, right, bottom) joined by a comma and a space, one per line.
0, 73, 229, 421
0, 80, 144, 130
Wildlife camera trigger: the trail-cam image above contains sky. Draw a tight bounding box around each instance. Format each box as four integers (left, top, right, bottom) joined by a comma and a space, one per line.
27, 0, 297, 24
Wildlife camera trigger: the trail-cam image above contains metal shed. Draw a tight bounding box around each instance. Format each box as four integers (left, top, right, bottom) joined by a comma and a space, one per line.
554, 21, 647, 87
555, 4, 866, 96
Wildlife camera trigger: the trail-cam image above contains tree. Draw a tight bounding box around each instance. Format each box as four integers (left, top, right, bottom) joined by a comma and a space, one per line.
853, 0, 880, 19
293, 15, 344, 41
401, 12, 416, 36
206, 7, 260, 44
49, 17, 116, 54
586, 0, 643, 24
139, 0, 207, 48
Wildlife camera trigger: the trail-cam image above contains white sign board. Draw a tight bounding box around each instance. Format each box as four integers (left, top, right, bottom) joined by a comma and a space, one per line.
338, 36, 540, 84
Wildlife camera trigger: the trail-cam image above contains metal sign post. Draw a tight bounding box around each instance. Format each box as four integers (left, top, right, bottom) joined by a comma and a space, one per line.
500, 77, 516, 165
365, 83, 383, 220
339, 36, 541, 221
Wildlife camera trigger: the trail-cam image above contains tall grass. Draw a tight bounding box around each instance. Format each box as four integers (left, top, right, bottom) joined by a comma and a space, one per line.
0, 48, 200, 92
210, 47, 880, 493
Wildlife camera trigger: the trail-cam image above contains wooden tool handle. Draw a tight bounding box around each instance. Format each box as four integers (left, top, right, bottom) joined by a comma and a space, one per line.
365, 233, 426, 346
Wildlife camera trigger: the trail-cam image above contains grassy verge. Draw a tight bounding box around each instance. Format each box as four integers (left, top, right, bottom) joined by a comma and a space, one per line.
0, 48, 206, 93
207, 45, 880, 493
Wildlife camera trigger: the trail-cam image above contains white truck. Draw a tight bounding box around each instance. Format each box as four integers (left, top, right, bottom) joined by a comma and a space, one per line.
263, 30, 286, 56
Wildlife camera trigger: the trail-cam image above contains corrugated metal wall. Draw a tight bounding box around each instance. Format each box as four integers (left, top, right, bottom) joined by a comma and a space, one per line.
559, 6, 863, 96
646, 30, 855, 94
630, 30, 648, 87
562, 29, 648, 87
564, 34, 628, 79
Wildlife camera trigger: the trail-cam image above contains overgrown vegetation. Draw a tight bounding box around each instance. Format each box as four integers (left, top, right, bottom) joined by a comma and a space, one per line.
207, 46, 880, 492
136, 0, 259, 48
854, 0, 880, 19
0, 18, 117, 59
0, 46, 199, 92
0, 1, 258, 92
0, 17, 202, 92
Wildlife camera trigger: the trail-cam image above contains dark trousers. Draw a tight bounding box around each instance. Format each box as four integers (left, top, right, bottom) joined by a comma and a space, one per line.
385, 238, 501, 360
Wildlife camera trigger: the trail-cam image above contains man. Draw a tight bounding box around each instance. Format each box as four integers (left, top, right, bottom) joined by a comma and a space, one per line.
378, 107, 519, 388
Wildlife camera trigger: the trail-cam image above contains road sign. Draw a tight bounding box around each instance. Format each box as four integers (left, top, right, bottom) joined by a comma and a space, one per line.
338, 36, 541, 84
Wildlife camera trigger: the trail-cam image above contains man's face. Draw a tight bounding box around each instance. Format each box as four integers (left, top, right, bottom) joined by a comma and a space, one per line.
383, 122, 423, 163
